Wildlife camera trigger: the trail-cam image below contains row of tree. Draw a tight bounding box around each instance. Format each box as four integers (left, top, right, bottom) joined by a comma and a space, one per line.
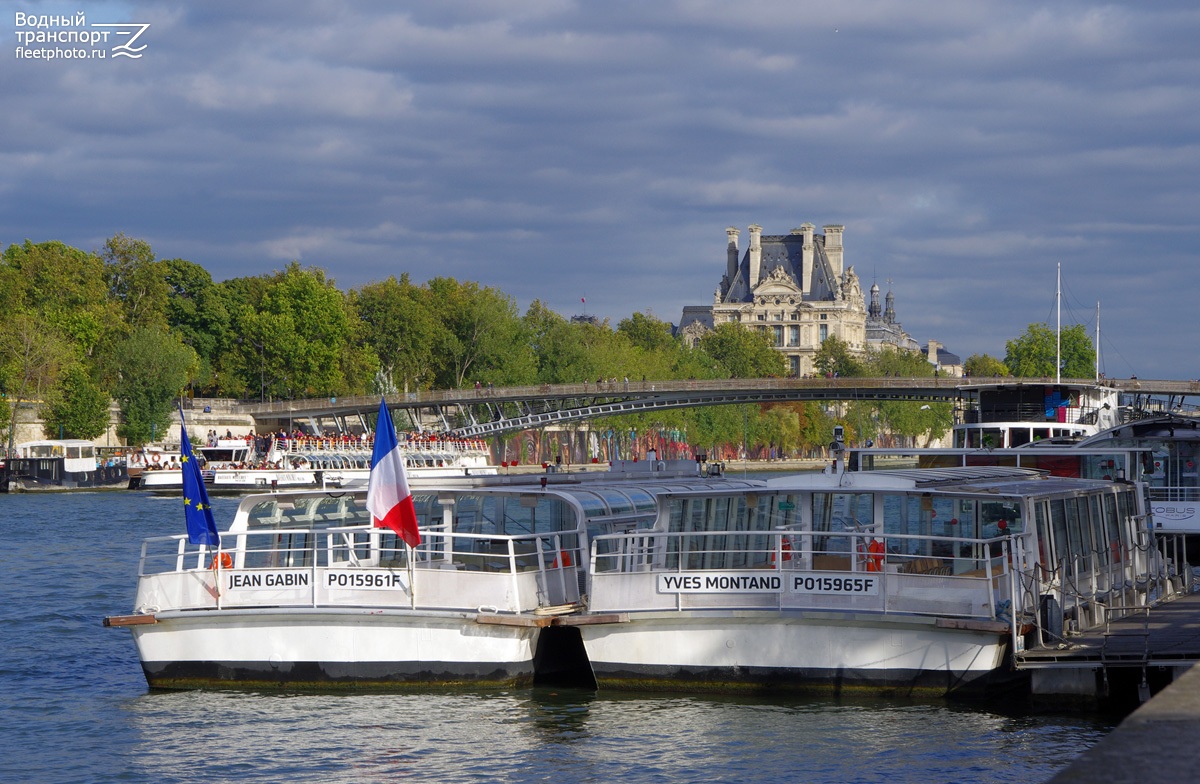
0, 234, 1095, 457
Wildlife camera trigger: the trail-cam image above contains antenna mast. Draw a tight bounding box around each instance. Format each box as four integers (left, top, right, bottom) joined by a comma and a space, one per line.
1056, 263, 1061, 384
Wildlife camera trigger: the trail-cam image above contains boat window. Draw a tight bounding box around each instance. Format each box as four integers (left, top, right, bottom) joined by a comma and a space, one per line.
663, 494, 772, 570
812, 492, 872, 556
1064, 496, 1087, 561
595, 488, 635, 516
1047, 499, 1069, 572
624, 488, 658, 514
980, 500, 1022, 539
1011, 428, 1032, 447
893, 495, 960, 558
572, 492, 609, 519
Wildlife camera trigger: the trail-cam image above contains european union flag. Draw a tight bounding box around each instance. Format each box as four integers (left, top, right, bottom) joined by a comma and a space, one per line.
180, 414, 220, 548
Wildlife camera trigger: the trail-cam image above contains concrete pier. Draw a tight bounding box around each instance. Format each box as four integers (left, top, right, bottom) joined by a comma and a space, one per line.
1047, 663, 1200, 783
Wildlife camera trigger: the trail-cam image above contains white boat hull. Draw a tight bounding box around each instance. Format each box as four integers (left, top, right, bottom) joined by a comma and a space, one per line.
129, 608, 540, 689
571, 611, 1011, 695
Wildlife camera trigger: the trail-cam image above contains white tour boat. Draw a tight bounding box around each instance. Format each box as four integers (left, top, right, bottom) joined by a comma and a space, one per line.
132, 435, 496, 494
105, 460, 755, 689
558, 462, 1186, 696
952, 381, 1121, 448
1, 439, 128, 492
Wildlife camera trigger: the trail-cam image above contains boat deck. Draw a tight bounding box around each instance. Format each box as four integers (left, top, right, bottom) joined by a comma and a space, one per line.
1019, 591, 1200, 670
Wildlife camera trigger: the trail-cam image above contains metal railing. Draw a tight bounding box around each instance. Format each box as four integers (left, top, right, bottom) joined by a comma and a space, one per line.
134, 525, 581, 615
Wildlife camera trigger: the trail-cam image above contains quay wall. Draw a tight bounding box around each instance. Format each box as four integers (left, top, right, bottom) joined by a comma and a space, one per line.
1047, 663, 1200, 783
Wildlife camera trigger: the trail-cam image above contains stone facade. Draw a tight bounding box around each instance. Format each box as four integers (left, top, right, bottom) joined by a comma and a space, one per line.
679, 223, 869, 377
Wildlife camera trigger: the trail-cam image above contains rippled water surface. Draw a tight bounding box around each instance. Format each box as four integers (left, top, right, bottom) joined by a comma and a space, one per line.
0, 492, 1116, 783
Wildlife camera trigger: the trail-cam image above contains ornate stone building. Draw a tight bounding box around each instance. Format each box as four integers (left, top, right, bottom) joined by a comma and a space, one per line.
865, 281, 919, 353
678, 223, 869, 377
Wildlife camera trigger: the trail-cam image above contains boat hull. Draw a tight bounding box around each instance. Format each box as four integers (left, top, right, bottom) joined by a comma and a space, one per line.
572, 611, 1013, 696
128, 608, 540, 690
1, 461, 129, 492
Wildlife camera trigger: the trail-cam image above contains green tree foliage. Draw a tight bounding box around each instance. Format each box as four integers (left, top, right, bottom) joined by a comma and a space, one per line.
164, 258, 232, 392
964, 353, 1010, 378
2, 240, 122, 359
1005, 323, 1095, 378
1, 313, 73, 451
43, 364, 111, 440
111, 328, 198, 445
699, 323, 787, 378
103, 233, 170, 329
861, 346, 951, 446
354, 274, 440, 391
233, 263, 376, 399
812, 334, 863, 377
617, 312, 676, 354
427, 278, 536, 388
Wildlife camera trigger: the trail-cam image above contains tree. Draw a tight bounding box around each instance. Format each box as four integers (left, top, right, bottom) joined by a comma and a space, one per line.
427, 278, 536, 388
111, 328, 198, 445
0, 314, 72, 454
102, 233, 170, 329
235, 263, 376, 399
699, 323, 787, 378
964, 353, 1010, 378
354, 275, 440, 391
42, 364, 111, 440
617, 312, 676, 354
1005, 323, 1094, 378
164, 258, 232, 392
812, 335, 864, 378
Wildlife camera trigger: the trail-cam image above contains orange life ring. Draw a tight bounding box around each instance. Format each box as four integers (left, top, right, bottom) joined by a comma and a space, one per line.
771, 537, 793, 564
209, 552, 233, 570
150, 453, 161, 465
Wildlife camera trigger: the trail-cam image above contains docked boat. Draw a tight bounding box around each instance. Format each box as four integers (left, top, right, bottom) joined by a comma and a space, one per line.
104, 460, 754, 689
1, 439, 128, 492
131, 435, 496, 494
558, 461, 1188, 696
952, 381, 1122, 448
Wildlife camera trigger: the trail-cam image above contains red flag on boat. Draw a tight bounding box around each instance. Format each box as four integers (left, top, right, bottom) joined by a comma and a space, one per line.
366, 398, 421, 548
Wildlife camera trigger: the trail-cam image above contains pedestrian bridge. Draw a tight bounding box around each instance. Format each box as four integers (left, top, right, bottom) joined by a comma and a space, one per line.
233, 376, 1197, 439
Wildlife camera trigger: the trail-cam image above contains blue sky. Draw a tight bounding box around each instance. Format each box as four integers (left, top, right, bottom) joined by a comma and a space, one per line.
5, 1, 1199, 378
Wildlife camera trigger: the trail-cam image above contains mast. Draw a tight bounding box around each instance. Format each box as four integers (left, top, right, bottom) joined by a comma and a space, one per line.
1095, 301, 1100, 382
1056, 263, 1061, 384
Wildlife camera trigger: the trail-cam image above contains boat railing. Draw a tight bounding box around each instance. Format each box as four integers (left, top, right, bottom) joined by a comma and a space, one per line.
133, 525, 580, 615
1145, 485, 1200, 503
1013, 528, 1190, 653
275, 436, 489, 456
589, 529, 1012, 622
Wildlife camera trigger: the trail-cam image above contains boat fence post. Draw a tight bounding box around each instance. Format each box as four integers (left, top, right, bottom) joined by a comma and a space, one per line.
554, 533, 568, 603
508, 539, 521, 612
407, 543, 416, 609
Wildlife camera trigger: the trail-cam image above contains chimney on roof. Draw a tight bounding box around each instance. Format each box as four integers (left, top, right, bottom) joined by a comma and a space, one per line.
800, 222, 815, 295
748, 224, 763, 289
823, 224, 844, 278
726, 227, 740, 284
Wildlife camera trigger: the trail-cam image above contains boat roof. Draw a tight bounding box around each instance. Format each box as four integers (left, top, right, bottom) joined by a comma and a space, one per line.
1076, 413, 1200, 445
740, 465, 1129, 497
228, 471, 768, 531
15, 439, 95, 448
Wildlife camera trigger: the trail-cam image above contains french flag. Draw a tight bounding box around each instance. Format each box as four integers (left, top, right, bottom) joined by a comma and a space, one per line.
367, 397, 421, 548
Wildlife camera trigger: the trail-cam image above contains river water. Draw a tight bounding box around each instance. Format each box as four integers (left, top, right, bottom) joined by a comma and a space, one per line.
0, 491, 1118, 783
